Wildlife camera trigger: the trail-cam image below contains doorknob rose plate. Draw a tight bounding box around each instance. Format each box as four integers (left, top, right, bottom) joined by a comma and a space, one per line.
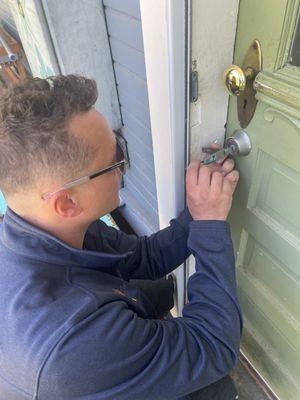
223, 39, 262, 128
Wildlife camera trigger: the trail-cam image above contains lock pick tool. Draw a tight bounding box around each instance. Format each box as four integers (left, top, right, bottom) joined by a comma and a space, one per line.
201, 146, 233, 165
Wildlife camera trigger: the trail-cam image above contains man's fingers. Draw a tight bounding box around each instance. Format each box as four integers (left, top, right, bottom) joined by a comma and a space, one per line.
221, 158, 235, 175
211, 171, 224, 194
223, 170, 239, 195
187, 155, 238, 194
186, 160, 201, 187
198, 164, 215, 188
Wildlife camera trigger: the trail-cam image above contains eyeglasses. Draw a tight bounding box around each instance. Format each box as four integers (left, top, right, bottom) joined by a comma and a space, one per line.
41, 131, 130, 200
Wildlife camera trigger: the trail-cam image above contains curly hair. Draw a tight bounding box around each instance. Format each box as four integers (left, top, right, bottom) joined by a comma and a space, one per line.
0, 74, 98, 198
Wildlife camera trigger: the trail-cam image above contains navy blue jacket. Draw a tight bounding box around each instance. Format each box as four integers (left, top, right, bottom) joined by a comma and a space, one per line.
0, 206, 242, 400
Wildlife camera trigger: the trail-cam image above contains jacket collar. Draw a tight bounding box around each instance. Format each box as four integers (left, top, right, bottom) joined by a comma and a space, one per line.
0, 206, 132, 273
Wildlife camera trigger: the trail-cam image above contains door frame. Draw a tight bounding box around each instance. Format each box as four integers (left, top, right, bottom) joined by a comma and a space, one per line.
140, 0, 240, 314
140, 0, 188, 314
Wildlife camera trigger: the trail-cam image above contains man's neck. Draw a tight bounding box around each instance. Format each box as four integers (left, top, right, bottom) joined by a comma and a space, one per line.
10, 206, 89, 250
47, 224, 88, 249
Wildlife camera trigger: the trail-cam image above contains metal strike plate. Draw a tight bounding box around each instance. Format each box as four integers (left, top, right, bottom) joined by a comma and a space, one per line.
190, 71, 198, 102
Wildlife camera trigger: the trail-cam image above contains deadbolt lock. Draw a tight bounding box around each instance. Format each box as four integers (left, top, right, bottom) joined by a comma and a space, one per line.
201, 130, 251, 165
225, 129, 251, 156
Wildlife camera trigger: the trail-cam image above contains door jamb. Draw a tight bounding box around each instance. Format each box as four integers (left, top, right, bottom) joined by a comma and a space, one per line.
140, 0, 188, 314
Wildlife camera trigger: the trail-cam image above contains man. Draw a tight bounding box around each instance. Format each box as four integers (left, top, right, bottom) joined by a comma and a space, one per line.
0, 74, 242, 400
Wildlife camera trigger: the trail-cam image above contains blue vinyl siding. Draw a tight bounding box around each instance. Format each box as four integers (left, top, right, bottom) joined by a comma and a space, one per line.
103, 0, 159, 233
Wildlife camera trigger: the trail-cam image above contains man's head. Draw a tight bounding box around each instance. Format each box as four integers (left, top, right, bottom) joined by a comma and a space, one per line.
0, 74, 123, 231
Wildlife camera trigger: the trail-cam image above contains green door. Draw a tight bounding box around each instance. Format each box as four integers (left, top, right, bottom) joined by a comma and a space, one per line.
226, 1, 300, 399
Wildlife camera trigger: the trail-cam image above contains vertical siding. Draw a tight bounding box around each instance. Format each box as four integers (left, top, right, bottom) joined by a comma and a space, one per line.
0, 1, 20, 41
0, 2, 32, 214
103, 0, 159, 234
0, 2, 16, 213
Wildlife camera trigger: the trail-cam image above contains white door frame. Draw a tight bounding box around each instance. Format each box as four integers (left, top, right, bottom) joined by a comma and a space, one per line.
140, 0, 188, 314
140, 0, 240, 313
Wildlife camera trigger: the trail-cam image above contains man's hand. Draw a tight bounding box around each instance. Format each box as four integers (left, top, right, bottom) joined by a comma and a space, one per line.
186, 153, 239, 221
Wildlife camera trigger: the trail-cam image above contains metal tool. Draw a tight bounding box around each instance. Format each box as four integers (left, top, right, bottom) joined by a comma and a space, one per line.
201, 130, 252, 165
201, 147, 233, 165
0, 33, 18, 62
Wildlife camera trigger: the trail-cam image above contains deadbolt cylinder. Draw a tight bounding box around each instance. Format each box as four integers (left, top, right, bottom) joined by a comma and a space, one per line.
225, 130, 252, 156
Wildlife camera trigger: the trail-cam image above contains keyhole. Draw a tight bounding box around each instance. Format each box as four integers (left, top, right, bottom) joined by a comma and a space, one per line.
243, 99, 248, 109
230, 144, 236, 154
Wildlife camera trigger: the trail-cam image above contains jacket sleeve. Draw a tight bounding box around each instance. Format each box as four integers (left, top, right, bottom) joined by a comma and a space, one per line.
38, 220, 243, 400
87, 207, 193, 280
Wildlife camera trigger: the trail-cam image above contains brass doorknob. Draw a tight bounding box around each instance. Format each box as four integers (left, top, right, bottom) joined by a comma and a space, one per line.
223, 65, 245, 95
223, 65, 256, 96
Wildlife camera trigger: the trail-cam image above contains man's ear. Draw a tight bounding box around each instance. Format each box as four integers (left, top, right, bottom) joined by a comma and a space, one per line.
50, 190, 83, 218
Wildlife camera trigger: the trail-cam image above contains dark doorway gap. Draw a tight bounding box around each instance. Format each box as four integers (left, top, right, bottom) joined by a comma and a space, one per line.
111, 208, 137, 235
